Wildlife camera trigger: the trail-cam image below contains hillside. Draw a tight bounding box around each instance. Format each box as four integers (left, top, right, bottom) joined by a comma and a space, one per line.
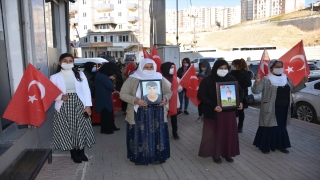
166, 10, 320, 51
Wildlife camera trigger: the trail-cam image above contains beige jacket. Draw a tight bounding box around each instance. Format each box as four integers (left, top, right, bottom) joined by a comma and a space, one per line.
120, 77, 172, 125
252, 77, 305, 127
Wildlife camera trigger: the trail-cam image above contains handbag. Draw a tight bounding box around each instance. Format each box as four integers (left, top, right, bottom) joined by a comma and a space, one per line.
291, 95, 297, 118
244, 94, 254, 104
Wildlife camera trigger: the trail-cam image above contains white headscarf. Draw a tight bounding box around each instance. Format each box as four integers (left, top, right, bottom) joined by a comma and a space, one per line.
130, 58, 162, 80
266, 59, 287, 86
130, 58, 163, 112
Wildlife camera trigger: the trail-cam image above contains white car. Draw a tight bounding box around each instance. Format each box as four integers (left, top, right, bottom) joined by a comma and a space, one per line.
292, 79, 320, 124
74, 58, 108, 72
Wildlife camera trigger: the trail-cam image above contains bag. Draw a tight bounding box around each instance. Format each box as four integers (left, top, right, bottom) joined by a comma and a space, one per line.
244, 94, 254, 104
291, 95, 297, 118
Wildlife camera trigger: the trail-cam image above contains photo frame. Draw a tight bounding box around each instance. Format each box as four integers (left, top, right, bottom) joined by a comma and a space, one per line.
216, 81, 240, 110
140, 79, 163, 105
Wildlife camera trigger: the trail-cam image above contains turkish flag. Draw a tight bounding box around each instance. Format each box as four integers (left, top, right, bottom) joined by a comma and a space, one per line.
143, 48, 152, 59
124, 62, 135, 77
168, 65, 178, 116
112, 91, 122, 113
279, 40, 310, 86
180, 64, 201, 106
151, 46, 163, 72
258, 50, 270, 78
2, 63, 62, 127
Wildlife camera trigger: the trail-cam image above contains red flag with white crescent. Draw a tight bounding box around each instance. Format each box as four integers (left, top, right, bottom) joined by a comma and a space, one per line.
3, 64, 62, 127
279, 40, 310, 86
179, 64, 201, 106
151, 46, 163, 72
168, 65, 178, 116
258, 50, 270, 78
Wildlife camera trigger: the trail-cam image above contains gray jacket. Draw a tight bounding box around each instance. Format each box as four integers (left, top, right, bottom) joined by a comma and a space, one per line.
252, 77, 305, 127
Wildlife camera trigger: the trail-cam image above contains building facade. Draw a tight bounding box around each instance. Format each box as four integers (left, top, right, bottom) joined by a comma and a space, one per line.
69, 0, 151, 58
0, 0, 70, 174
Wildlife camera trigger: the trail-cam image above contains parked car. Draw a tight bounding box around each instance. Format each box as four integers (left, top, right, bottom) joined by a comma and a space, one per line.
308, 60, 320, 67
191, 57, 225, 71
308, 63, 320, 70
292, 79, 320, 124
74, 58, 108, 72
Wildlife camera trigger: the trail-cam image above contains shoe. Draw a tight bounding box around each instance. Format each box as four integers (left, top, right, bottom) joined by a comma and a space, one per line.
77, 149, 88, 161
225, 157, 234, 163
262, 151, 269, 154
184, 110, 189, 115
173, 133, 180, 140
212, 157, 222, 164
279, 149, 289, 154
196, 116, 202, 122
135, 162, 141, 165
177, 110, 183, 115
70, 149, 82, 163
113, 127, 120, 131
238, 127, 243, 133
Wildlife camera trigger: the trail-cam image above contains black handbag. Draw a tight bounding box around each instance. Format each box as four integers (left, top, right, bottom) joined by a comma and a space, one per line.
291, 95, 297, 118
244, 94, 254, 104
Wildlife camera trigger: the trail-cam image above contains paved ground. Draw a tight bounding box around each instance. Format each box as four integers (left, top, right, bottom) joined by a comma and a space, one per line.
36, 104, 320, 180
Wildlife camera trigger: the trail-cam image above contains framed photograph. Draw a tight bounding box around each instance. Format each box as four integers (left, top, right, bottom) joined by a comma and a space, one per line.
140, 79, 163, 105
216, 81, 240, 110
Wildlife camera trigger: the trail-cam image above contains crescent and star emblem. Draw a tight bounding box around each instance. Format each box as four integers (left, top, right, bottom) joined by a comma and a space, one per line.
259, 61, 268, 74
285, 55, 306, 74
28, 80, 46, 103
189, 76, 199, 90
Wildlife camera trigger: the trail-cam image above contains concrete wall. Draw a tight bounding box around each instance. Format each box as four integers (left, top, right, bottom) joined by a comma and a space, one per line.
277, 16, 320, 31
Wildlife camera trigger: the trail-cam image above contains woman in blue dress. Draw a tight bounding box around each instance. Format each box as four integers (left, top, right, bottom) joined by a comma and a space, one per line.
120, 58, 172, 165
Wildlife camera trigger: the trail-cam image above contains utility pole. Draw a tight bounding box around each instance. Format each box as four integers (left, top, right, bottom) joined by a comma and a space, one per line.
176, 0, 179, 46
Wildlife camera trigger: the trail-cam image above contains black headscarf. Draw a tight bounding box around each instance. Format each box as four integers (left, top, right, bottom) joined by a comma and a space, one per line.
160, 62, 174, 83
98, 62, 118, 76
211, 59, 231, 82
84, 62, 95, 75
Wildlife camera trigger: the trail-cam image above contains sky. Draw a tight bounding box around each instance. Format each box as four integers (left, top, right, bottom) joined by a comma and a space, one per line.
166, 0, 316, 10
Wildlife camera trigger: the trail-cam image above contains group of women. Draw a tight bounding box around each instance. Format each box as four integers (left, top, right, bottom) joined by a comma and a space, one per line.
49, 53, 308, 165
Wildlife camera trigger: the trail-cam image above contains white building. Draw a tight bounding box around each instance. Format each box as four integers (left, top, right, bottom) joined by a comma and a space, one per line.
69, 0, 151, 58
166, 9, 177, 34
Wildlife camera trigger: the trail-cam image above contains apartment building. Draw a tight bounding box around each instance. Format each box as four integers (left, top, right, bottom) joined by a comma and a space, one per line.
166, 9, 177, 34
69, 0, 150, 58
222, 6, 241, 28
241, 0, 305, 21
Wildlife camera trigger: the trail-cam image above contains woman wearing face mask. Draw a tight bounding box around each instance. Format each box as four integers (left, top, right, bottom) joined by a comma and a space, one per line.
177, 58, 191, 115
94, 62, 120, 134
252, 59, 308, 154
50, 53, 95, 164
197, 59, 243, 164
229, 58, 253, 133
196, 60, 212, 121
120, 58, 172, 165
161, 62, 183, 140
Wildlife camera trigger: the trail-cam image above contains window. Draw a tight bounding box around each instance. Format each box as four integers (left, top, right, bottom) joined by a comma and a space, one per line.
83, 0, 86, 4
94, 36, 97, 42
118, 12, 122, 16
101, 36, 104, 42
85, 51, 88, 58
118, 35, 129, 42
84, 25, 87, 30
119, 24, 122, 29
83, 12, 86, 17
84, 37, 88, 42
91, 51, 94, 57
118, 0, 121, 4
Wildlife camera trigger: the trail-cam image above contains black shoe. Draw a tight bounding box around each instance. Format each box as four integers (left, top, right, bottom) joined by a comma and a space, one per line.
279, 149, 289, 154
70, 149, 82, 163
184, 110, 189, 115
77, 149, 88, 161
113, 127, 120, 131
173, 133, 180, 140
238, 128, 243, 133
262, 151, 269, 154
212, 157, 222, 164
177, 110, 183, 115
225, 157, 234, 163
135, 162, 141, 165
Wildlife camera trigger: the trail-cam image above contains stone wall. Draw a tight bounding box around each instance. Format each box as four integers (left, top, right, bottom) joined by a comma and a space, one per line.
277, 16, 320, 31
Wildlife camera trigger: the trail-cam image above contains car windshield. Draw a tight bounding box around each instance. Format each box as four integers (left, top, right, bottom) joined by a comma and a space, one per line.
200, 58, 215, 62
308, 64, 320, 70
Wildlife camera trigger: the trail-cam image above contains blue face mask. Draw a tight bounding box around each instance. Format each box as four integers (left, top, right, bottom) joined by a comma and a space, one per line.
92, 67, 97, 72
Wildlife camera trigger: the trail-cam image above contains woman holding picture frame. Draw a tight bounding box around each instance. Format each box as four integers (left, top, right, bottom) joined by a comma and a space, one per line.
197, 59, 243, 164
120, 58, 172, 165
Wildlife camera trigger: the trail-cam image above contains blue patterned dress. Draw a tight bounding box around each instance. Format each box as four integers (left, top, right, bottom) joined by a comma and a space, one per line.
126, 105, 170, 165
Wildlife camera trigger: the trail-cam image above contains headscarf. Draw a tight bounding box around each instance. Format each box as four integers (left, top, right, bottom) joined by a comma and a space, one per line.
84, 62, 95, 75
160, 62, 174, 83
199, 60, 212, 76
98, 62, 118, 76
130, 58, 162, 80
210, 59, 230, 82
266, 59, 287, 86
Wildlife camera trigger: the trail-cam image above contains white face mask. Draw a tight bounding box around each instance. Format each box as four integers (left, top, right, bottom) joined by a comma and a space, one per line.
169, 68, 174, 75
201, 68, 206, 72
143, 70, 154, 75
61, 63, 74, 70
273, 68, 284, 75
217, 69, 228, 77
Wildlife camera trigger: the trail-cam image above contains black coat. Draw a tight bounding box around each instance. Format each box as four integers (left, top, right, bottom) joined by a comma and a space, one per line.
198, 74, 243, 120
229, 70, 252, 107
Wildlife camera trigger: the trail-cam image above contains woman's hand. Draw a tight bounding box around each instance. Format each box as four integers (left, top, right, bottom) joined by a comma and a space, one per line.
237, 103, 243, 110
301, 76, 308, 83
214, 106, 222, 112
159, 98, 167, 106
61, 94, 68, 101
83, 106, 92, 116
134, 98, 148, 107
109, 75, 115, 80
254, 74, 261, 85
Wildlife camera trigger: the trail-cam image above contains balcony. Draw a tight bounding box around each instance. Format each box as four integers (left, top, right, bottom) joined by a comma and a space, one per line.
126, 3, 138, 11
95, 3, 114, 12
93, 16, 115, 25
70, 3, 78, 13
70, 17, 79, 24
127, 16, 139, 23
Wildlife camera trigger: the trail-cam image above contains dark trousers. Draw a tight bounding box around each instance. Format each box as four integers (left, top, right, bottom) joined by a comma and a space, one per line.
100, 108, 116, 134
171, 115, 178, 135
121, 101, 127, 111
198, 103, 203, 116
237, 108, 245, 129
